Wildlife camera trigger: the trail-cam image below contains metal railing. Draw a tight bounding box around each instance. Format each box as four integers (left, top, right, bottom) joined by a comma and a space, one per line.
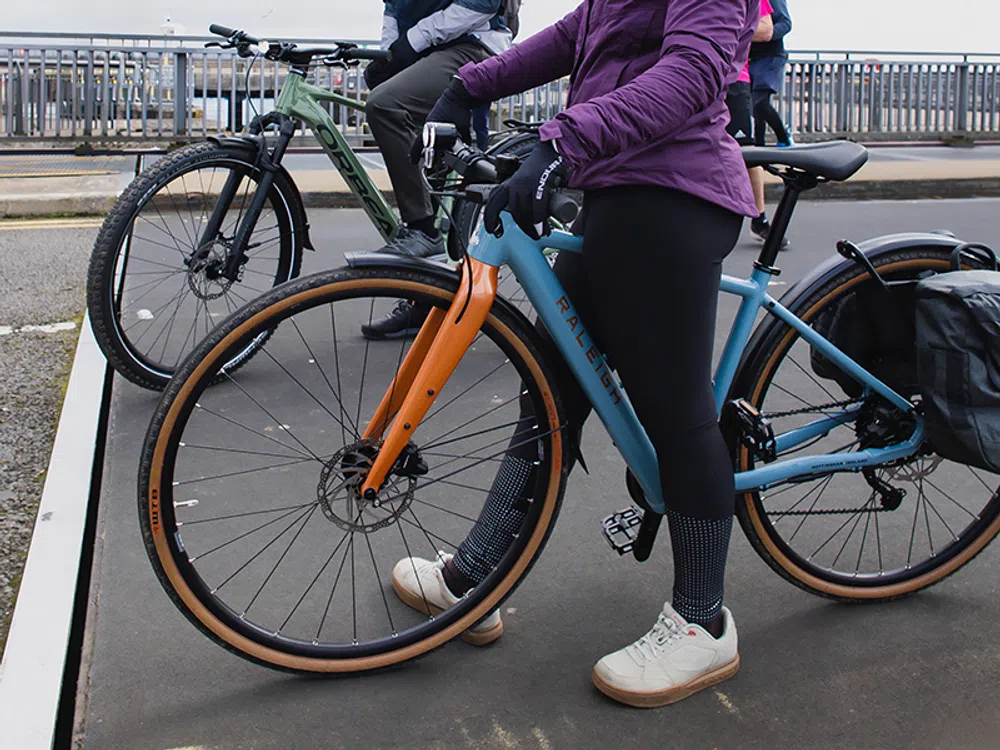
3, 33, 1000, 143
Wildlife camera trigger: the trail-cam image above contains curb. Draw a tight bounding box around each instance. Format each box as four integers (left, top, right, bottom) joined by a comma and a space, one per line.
3, 179, 1000, 219
0, 317, 109, 749
766, 177, 1000, 202
0, 193, 117, 219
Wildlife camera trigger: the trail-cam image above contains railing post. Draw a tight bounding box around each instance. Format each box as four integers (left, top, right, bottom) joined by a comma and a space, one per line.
957, 62, 970, 132
836, 63, 848, 133
83, 49, 94, 136
19, 53, 30, 135
174, 51, 188, 135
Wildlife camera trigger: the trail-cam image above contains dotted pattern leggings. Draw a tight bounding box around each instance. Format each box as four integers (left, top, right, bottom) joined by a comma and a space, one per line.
453, 186, 743, 625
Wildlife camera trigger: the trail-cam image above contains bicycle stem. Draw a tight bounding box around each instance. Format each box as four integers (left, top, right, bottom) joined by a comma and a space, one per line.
360, 259, 499, 500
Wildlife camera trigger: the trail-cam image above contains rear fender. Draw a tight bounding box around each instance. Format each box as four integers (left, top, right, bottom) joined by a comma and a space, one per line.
730, 231, 965, 399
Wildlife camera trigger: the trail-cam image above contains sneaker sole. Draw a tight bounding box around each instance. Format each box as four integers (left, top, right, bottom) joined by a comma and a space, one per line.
591, 654, 740, 709
391, 570, 504, 646
361, 327, 422, 341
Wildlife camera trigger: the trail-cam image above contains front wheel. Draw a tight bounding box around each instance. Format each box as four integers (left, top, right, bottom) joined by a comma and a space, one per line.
139, 265, 569, 672
733, 247, 1000, 602
87, 141, 304, 390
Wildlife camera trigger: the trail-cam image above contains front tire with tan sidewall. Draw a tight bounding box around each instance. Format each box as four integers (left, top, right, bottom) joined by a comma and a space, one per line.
139, 266, 568, 672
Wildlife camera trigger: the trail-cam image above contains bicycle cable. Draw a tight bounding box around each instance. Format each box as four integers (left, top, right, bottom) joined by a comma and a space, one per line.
420, 165, 475, 323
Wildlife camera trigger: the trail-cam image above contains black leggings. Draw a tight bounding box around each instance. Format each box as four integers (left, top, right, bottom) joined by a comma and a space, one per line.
753, 89, 790, 146
516, 185, 741, 520
451, 187, 743, 621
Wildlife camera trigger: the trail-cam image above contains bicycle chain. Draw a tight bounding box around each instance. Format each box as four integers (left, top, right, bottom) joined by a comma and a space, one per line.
768, 505, 890, 517
761, 397, 898, 517
762, 397, 863, 420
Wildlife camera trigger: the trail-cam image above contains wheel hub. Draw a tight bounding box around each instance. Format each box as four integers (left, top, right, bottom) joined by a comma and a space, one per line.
186, 241, 235, 300
317, 439, 416, 534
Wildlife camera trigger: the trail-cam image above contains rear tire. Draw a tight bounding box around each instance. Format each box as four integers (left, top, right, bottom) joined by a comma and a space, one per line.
732, 247, 1000, 601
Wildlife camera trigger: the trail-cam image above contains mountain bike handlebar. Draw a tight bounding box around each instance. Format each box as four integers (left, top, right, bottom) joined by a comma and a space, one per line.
208, 25, 391, 64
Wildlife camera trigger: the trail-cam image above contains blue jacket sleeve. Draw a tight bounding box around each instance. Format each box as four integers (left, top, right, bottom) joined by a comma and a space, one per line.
768, 0, 792, 40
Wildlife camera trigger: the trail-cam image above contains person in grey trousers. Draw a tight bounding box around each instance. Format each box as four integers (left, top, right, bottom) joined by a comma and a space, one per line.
364, 1, 512, 259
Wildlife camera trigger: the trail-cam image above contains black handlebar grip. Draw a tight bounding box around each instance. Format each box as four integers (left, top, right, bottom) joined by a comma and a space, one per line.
549, 192, 580, 225
351, 48, 392, 61
209, 24, 236, 38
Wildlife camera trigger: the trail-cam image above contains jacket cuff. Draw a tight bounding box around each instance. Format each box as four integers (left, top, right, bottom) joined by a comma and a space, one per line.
457, 62, 489, 101
539, 120, 585, 169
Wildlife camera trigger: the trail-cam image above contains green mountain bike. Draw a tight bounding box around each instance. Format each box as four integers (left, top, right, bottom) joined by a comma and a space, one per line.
86, 25, 540, 390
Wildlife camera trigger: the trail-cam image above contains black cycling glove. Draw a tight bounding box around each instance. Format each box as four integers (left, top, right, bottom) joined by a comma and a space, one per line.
388, 34, 420, 72
366, 34, 420, 89
410, 77, 476, 163
364, 58, 392, 90
484, 141, 570, 240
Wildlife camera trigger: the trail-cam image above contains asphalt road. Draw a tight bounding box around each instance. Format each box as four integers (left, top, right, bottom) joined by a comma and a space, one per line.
75, 200, 1000, 750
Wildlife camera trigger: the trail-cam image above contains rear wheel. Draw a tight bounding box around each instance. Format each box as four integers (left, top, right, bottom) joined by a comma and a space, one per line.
140, 266, 568, 672
733, 248, 1000, 601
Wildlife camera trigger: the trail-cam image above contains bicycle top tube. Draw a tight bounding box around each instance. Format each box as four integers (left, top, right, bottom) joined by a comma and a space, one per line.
464, 208, 924, 507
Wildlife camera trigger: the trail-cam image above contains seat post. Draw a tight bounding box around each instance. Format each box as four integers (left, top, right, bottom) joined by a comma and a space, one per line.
757, 172, 817, 269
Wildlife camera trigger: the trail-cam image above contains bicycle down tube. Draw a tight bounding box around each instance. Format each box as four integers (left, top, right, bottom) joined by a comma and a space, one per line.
276, 72, 399, 241
360, 213, 926, 511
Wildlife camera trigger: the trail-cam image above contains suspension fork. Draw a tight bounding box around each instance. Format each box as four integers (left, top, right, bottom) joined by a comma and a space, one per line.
202, 116, 296, 281
360, 259, 500, 500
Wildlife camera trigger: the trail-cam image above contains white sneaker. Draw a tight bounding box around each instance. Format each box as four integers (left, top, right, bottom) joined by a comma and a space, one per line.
592, 603, 739, 708
391, 552, 503, 646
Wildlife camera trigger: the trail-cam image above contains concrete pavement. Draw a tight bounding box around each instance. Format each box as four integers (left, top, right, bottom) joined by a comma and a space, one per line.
6, 144, 1000, 217
70, 201, 1000, 750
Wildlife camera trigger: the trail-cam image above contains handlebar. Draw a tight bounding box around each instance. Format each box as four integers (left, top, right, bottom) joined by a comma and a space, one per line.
208, 24, 240, 40
460, 146, 579, 226
350, 48, 392, 61
208, 24, 389, 65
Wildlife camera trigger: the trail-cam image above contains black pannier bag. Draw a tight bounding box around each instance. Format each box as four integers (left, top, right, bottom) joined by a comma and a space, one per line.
915, 266, 1000, 473
810, 279, 919, 400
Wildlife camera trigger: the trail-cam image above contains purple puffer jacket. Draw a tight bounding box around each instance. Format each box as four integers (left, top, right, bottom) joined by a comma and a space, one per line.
459, 0, 760, 218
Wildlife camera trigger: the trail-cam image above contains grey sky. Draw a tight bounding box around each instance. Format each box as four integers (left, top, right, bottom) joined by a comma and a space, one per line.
5, 1, 999, 54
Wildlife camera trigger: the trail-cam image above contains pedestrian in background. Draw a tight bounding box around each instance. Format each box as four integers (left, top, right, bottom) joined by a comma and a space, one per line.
750, 0, 793, 149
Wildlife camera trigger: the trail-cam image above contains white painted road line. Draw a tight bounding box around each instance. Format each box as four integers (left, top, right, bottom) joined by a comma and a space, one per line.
0, 315, 107, 749
0, 320, 78, 336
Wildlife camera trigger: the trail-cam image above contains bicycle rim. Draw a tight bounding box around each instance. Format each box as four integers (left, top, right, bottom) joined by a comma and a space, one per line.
140, 268, 568, 671
736, 254, 1000, 599
109, 157, 295, 379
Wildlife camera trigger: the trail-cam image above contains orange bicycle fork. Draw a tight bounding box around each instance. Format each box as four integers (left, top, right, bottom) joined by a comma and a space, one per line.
360, 258, 499, 501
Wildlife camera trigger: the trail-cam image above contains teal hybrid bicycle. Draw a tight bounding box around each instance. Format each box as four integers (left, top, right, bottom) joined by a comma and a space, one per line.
138, 127, 1000, 673
86, 25, 542, 390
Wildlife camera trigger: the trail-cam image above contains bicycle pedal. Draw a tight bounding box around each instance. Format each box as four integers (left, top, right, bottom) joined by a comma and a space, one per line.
600, 506, 644, 556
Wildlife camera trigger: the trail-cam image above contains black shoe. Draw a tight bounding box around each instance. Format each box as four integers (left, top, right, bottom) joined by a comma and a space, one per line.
361, 300, 430, 340
377, 226, 446, 259
750, 219, 790, 249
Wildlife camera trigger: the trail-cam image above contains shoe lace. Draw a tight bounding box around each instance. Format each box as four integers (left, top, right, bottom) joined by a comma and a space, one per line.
628, 612, 685, 662
382, 227, 414, 253
389, 299, 415, 317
